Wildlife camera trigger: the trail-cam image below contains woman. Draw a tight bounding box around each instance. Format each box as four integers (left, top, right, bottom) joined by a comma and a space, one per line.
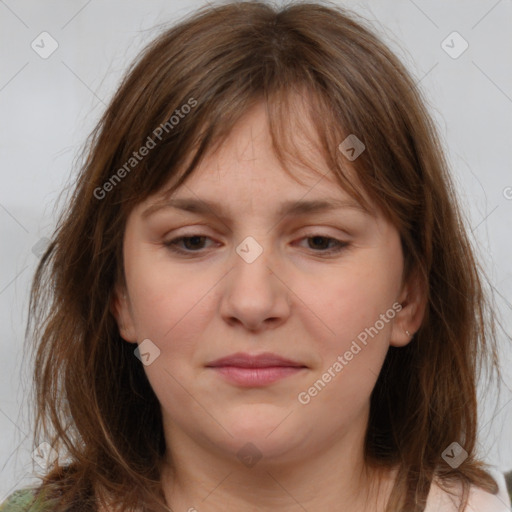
1, 2, 510, 511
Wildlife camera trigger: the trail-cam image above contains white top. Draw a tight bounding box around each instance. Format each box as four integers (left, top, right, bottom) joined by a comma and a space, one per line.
425, 470, 511, 511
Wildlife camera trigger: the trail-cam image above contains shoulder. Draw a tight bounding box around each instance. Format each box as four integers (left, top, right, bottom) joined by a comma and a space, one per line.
0, 488, 37, 511
0, 487, 54, 512
425, 472, 512, 512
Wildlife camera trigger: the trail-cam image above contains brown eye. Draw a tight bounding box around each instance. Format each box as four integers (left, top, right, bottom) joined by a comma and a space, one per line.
298, 235, 349, 255
163, 235, 215, 255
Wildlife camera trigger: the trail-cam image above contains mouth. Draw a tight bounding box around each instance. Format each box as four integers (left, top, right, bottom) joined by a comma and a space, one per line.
205, 352, 308, 387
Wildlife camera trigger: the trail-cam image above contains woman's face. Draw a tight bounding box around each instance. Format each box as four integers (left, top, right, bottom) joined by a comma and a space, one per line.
113, 102, 419, 467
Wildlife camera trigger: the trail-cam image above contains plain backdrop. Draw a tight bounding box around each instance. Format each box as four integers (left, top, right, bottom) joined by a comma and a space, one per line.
1, 0, 511, 502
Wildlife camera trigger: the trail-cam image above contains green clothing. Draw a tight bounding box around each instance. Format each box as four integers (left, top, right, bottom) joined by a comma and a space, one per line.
3, 478, 512, 511
0, 488, 53, 512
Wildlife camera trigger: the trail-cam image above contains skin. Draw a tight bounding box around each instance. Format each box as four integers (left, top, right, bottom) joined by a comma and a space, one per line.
111, 101, 426, 512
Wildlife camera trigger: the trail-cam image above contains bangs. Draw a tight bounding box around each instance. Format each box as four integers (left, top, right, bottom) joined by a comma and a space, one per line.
134, 81, 375, 219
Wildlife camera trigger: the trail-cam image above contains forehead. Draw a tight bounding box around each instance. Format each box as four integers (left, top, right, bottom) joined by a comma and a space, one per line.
144, 101, 373, 215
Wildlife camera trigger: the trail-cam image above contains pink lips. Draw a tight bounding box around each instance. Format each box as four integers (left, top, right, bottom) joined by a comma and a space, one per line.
206, 352, 307, 387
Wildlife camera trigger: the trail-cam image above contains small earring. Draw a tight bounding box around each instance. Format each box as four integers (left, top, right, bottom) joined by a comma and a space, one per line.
405, 329, 413, 338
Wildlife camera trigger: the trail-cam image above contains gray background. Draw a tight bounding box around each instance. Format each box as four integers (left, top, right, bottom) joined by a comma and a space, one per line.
1, 0, 511, 501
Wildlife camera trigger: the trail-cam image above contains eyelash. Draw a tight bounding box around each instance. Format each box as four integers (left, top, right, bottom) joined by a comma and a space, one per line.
163, 234, 349, 256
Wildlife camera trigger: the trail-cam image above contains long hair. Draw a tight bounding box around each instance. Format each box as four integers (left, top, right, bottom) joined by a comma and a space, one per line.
25, 2, 501, 511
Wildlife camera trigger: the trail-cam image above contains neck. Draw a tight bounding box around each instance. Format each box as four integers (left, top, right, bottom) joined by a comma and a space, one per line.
159, 419, 395, 511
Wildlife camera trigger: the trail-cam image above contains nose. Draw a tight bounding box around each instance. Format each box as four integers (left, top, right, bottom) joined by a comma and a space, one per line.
219, 239, 291, 332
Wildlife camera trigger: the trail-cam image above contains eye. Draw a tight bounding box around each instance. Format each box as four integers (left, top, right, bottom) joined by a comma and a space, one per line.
296, 235, 349, 254
163, 233, 349, 256
163, 234, 215, 254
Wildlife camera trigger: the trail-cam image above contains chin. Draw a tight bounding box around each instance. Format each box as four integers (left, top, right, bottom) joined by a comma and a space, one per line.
217, 419, 306, 460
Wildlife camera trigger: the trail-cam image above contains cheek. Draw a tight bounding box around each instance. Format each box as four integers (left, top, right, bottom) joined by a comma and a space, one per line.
291, 240, 402, 382
297, 263, 401, 345
332, 238, 403, 336
125, 258, 217, 406
294, 267, 398, 418
124, 245, 214, 349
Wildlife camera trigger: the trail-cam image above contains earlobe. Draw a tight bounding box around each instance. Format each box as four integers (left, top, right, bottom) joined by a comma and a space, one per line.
390, 301, 423, 347
390, 268, 427, 347
110, 285, 138, 343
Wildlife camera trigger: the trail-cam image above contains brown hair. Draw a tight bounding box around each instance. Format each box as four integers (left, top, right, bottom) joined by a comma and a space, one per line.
25, 1, 501, 511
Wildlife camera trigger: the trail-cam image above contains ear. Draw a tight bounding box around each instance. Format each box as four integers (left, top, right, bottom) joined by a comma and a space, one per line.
110, 283, 138, 343
390, 267, 427, 347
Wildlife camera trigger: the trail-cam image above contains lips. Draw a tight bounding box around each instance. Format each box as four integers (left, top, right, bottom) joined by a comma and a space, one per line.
206, 352, 307, 387
205, 352, 307, 369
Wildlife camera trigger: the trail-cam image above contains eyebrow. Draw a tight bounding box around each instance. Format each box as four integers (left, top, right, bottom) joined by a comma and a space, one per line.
141, 196, 370, 220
